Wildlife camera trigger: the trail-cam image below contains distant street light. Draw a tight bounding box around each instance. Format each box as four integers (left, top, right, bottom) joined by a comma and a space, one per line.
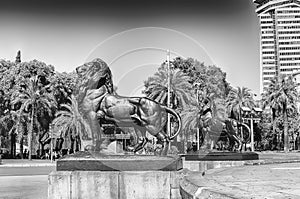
49, 124, 54, 163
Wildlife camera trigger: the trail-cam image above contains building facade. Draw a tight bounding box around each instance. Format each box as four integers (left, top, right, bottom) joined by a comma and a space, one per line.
254, 0, 300, 93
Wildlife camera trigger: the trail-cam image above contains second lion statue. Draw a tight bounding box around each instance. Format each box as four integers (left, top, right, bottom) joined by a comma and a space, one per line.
76, 58, 182, 155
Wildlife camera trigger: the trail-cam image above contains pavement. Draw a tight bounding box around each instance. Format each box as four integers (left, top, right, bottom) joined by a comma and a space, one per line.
0, 158, 56, 167
2, 151, 300, 198
181, 151, 300, 199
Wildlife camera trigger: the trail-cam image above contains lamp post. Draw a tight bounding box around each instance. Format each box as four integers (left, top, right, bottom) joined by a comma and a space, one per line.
194, 82, 201, 151
49, 124, 53, 163
167, 50, 171, 141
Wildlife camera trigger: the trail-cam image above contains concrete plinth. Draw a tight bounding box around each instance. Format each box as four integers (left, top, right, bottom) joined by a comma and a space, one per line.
57, 151, 182, 171
183, 152, 259, 172
183, 159, 246, 172
48, 152, 183, 199
184, 151, 259, 161
48, 170, 182, 199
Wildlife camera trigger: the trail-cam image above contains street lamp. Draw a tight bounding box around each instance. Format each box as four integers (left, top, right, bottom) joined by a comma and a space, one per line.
49, 124, 54, 163
241, 107, 262, 151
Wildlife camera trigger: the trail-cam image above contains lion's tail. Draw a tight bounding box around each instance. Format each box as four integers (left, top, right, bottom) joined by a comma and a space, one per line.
164, 106, 182, 140
237, 120, 251, 143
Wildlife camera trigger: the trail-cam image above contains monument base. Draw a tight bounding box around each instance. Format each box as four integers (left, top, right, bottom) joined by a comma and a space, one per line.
49, 170, 182, 199
57, 151, 182, 171
183, 151, 259, 172
184, 151, 259, 161
48, 152, 183, 199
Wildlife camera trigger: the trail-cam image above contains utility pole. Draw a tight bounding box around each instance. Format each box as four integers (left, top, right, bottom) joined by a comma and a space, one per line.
50, 124, 53, 163
250, 114, 254, 152
196, 85, 200, 151
167, 50, 171, 147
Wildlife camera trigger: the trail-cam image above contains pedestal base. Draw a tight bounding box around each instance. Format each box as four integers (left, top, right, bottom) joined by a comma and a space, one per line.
184, 151, 259, 161
49, 170, 182, 199
183, 151, 259, 172
57, 151, 182, 171
49, 152, 183, 199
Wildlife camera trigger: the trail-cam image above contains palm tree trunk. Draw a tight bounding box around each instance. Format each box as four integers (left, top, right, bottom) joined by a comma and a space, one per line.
10, 133, 16, 158
20, 137, 24, 159
283, 109, 289, 152
272, 109, 276, 136
271, 108, 277, 150
28, 105, 35, 160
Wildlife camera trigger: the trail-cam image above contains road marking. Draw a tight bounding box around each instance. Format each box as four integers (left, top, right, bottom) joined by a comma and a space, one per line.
272, 167, 300, 170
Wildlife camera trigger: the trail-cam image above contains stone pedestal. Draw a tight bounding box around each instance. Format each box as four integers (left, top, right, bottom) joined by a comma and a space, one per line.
183, 151, 259, 172
48, 152, 183, 199
184, 151, 259, 161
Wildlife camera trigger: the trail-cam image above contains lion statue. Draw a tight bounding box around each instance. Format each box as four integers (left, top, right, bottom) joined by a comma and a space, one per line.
76, 58, 182, 155
199, 98, 251, 151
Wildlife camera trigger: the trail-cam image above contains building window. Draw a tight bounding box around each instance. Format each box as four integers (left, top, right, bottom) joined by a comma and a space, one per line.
263, 61, 275, 65
281, 62, 300, 66
278, 20, 300, 24
278, 25, 300, 29
262, 36, 274, 39
262, 51, 275, 54
278, 30, 300, 34
263, 77, 273, 80
280, 68, 297, 71
263, 72, 276, 75
262, 46, 274, 49
279, 36, 300, 39
279, 41, 300, 45
279, 46, 300, 50
262, 30, 274, 34
277, 10, 300, 14
261, 26, 274, 29
263, 56, 276, 59
262, 41, 275, 44
280, 52, 300, 55
280, 57, 300, 61
263, 66, 275, 70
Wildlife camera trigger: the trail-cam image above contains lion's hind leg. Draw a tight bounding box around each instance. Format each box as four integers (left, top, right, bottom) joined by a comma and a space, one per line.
128, 126, 148, 154
156, 132, 170, 156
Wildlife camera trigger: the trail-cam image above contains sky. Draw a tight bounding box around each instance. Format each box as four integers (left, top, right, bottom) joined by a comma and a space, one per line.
0, 0, 261, 96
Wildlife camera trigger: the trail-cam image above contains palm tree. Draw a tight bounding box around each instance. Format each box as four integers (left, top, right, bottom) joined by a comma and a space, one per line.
52, 95, 91, 152
11, 76, 56, 160
180, 101, 201, 148
226, 86, 255, 121
143, 64, 193, 109
262, 78, 281, 146
263, 75, 298, 152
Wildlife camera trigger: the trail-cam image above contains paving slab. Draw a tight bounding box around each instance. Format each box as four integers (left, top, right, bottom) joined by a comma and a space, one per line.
181, 151, 300, 199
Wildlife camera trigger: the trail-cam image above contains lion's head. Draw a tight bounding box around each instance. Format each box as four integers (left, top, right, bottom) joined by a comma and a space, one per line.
76, 58, 113, 90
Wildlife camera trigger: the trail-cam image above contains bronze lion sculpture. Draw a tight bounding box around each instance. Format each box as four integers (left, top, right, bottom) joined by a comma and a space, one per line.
199, 99, 251, 151
76, 58, 182, 155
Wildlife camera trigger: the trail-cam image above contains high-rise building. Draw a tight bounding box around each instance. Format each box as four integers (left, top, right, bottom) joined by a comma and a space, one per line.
254, 0, 300, 93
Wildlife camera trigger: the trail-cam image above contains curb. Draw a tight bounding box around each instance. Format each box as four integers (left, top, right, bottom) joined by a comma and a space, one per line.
179, 158, 300, 199
244, 159, 300, 166
180, 177, 236, 199
0, 163, 56, 167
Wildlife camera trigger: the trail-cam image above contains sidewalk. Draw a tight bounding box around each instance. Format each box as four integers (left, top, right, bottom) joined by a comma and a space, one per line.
180, 151, 300, 199
0, 159, 56, 167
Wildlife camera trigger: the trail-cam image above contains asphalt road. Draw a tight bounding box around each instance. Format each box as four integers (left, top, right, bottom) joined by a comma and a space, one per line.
0, 166, 55, 199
